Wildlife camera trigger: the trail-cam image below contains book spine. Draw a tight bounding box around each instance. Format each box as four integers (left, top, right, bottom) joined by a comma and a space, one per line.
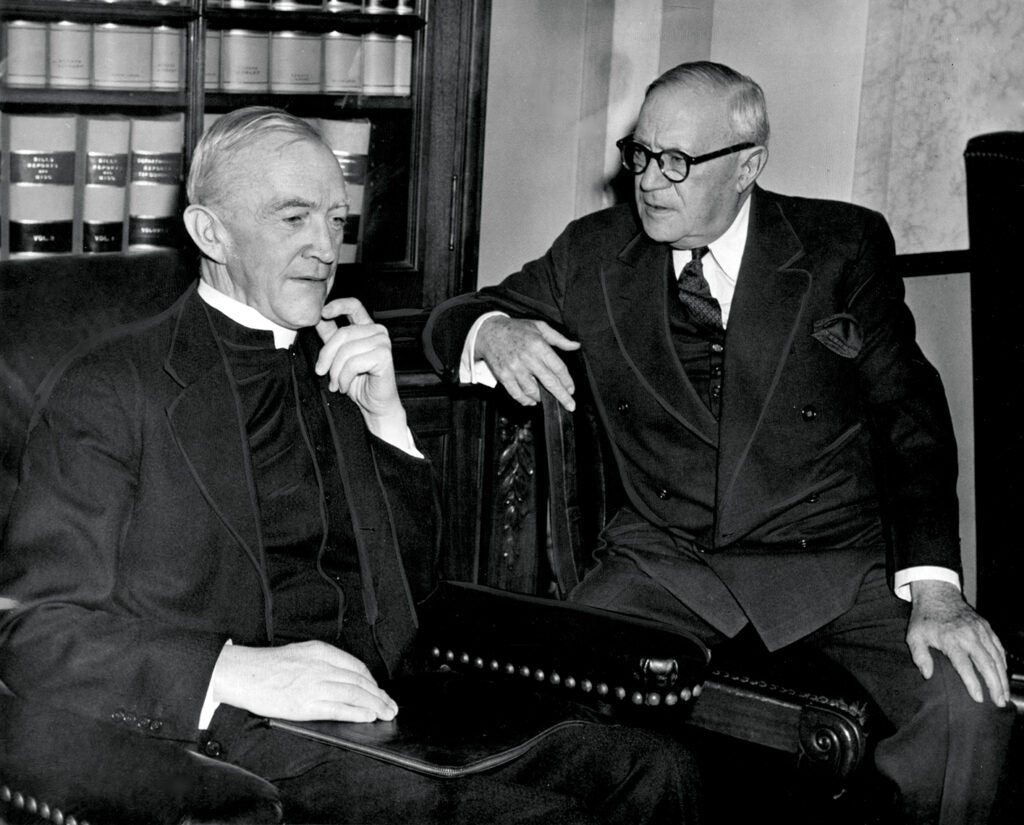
151, 26, 186, 91
362, 33, 395, 96
83, 116, 131, 254
128, 115, 184, 249
6, 114, 78, 257
270, 31, 323, 93
323, 31, 362, 93
221, 30, 270, 92
47, 21, 92, 89
205, 29, 222, 91
93, 24, 153, 90
4, 20, 49, 88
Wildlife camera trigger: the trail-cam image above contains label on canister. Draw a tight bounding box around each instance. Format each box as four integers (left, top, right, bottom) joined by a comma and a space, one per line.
5, 20, 48, 88
270, 31, 323, 93
221, 29, 269, 92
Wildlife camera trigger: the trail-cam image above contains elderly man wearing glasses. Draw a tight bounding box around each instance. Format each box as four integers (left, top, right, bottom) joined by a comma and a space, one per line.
425, 60, 1014, 824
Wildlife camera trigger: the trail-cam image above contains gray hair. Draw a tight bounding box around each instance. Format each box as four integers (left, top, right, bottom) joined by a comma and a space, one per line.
646, 61, 770, 147
186, 106, 328, 208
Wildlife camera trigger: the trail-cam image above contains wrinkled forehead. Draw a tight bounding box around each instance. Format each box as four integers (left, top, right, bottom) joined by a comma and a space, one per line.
635, 84, 734, 149
225, 134, 347, 208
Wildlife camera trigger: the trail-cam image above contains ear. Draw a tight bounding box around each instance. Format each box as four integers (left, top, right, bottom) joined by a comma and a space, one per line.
183, 204, 229, 264
736, 145, 769, 192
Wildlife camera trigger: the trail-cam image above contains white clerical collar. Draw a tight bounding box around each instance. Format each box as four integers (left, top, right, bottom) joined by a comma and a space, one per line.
197, 279, 297, 349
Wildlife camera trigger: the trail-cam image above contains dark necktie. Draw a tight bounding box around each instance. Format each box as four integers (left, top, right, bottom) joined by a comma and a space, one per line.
678, 246, 723, 329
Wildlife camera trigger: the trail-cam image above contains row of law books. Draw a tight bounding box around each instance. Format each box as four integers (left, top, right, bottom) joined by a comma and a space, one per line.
3, 20, 187, 91
205, 29, 411, 95
0, 111, 370, 262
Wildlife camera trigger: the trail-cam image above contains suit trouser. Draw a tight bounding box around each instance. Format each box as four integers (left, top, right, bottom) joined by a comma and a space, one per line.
203, 704, 703, 825
571, 554, 1015, 825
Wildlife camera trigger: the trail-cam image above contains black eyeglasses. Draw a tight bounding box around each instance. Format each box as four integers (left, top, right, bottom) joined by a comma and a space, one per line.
616, 136, 755, 183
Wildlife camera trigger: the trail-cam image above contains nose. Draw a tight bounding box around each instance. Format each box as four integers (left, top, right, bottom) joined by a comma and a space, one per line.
638, 155, 671, 191
306, 215, 339, 264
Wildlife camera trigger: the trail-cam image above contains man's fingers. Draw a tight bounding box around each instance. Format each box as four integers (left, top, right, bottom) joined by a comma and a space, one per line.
322, 297, 373, 325
907, 635, 935, 680
534, 320, 582, 352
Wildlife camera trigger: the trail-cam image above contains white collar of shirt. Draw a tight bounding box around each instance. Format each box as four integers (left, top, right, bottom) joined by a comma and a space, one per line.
197, 279, 297, 349
671, 194, 752, 327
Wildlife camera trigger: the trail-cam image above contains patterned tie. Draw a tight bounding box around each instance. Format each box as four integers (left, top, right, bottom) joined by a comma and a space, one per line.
677, 246, 723, 329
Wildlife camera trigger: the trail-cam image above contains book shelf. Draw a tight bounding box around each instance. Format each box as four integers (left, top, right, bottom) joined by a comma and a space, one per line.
0, 0, 491, 342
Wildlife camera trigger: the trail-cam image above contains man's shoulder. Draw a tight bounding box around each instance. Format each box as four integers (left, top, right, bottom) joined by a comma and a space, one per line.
46, 287, 195, 390
757, 187, 886, 232
554, 203, 640, 254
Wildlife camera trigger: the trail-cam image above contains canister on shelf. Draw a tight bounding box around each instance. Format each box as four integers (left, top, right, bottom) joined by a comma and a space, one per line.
270, 31, 323, 93
362, 32, 395, 96
323, 31, 362, 93
5, 20, 48, 88
48, 20, 91, 89
221, 29, 270, 92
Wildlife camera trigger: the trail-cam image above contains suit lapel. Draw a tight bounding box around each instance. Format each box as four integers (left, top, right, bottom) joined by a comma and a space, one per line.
718, 188, 811, 507
164, 290, 263, 573
602, 232, 719, 444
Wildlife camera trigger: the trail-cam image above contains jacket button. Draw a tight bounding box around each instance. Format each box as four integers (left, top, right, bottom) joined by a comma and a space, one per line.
711, 343, 724, 353
800, 405, 818, 421
806, 494, 819, 504
204, 740, 223, 758
656, 487, 670, 500
617, 401, 630, 413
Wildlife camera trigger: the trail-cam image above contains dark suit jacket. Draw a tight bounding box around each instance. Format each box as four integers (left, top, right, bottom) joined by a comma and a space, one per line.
425, 187, 959, 648
0, 286, 437, 743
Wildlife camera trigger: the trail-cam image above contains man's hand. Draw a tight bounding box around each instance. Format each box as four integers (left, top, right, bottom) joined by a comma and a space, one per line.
316, 298, 408, 444
475, 316, 581, 411
907, 579, 1009, 706
211, 640, 398, 723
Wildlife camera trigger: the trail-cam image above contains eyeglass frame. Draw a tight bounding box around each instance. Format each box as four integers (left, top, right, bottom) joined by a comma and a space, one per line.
615, 136, 756, 183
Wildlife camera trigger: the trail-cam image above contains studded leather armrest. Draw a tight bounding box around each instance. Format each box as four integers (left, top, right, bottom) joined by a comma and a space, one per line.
416, 581, 711, 717
0, 693, 281, 825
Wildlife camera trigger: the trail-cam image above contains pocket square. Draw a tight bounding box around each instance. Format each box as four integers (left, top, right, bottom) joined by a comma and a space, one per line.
811, 313, 862, 359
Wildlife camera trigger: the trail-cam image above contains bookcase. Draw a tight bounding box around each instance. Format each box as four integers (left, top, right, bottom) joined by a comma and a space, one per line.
0, 0, 490, 328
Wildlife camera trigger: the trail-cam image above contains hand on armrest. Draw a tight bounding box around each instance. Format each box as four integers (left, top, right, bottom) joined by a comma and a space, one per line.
474, 316, 580, 412
211, 640, 398, 722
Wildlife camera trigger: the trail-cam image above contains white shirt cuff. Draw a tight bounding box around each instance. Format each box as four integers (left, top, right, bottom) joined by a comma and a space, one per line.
893, 566, 962, 602
458, 311, 506, 387
198, 639, 232, 730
